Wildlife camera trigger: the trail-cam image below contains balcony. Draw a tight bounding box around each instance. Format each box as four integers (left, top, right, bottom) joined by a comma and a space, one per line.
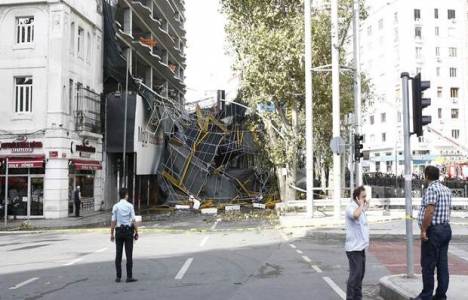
75, 86, 102, 134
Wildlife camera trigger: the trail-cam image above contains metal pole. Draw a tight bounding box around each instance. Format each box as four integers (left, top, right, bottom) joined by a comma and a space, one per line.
401, 72, 414, 278
352, 0, 362, 187
122, 51, 130, 188
349, 119, 355, 199
4, 158, 8, 227
331, 0, 341, 217
305, 0, 314, 217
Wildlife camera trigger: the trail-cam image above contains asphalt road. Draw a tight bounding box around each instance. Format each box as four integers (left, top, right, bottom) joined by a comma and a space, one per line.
1, 224, 466, 300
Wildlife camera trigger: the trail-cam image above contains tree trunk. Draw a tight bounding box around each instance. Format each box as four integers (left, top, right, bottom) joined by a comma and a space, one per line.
285, 101, 299, 201
276, 167, 287, 202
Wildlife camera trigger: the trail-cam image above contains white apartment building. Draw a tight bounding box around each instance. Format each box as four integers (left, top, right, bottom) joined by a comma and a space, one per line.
360, 0, 468, 175
0, 0, 104, 219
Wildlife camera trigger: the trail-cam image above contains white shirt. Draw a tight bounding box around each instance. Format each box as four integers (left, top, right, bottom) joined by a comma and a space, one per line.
345, 201, 369, 252
111, 199, 136, 227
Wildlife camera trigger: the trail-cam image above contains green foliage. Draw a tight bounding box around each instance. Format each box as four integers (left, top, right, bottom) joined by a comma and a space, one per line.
221, 0, 372, 175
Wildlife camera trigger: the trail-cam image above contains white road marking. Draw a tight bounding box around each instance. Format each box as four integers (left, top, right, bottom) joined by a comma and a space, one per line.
449, 246, 468, 262
95, 247, 108, 253
302, 256, 312, 263
200, 236, 209, 247
210, 220, 219, 230
63, 258, 83, 266
296, 249, 303, 254
289, 244, 297, 249
175, 258, 194, 280
323, 276, 346, 300
9, 277, 39, 290
312, 265, 323, 273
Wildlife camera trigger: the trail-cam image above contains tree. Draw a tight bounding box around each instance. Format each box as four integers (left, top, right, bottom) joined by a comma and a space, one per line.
221, 0, 372, 201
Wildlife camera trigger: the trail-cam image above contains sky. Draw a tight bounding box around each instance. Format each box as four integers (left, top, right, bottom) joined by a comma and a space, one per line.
184, 0, 238, 103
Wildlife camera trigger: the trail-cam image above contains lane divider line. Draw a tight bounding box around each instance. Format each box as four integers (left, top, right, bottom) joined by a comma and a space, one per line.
175, 258, 194, 280
302, 256, 312, 263
200, 236, 209, 247
210, 220, 220, 230
289, 244, 297, 249
95, 247, 108, 253
323, 276, 346, 300
296, 249, 303, 254
9, 277, 39, 290
312, 265, 323, 273
63, 258, 83, 266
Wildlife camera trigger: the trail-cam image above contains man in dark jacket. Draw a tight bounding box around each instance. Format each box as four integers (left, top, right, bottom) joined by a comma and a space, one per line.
74, 186, 81, 217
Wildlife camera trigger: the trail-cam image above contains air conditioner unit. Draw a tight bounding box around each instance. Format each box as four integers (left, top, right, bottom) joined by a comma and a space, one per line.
452, 98, 458, 104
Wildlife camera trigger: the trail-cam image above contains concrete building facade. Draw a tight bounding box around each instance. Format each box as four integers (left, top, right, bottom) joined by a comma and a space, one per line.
360, 0, 468, 175
0, 0, 104, 219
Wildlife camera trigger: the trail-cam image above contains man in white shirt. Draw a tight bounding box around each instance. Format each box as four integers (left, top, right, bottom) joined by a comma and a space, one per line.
345, 186, 369, 300
110, 188, 139, 283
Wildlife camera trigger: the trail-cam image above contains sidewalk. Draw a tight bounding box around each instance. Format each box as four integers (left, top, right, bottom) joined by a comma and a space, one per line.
279, 209, 468, 240
0, 210, 111, 231
380, 274, 467, 300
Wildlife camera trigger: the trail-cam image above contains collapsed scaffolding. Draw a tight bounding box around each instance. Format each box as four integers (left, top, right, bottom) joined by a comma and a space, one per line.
137, 81, 272, 207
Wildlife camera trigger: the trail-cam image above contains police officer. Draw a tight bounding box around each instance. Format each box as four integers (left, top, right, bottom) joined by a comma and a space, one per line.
110, 188, 139, 283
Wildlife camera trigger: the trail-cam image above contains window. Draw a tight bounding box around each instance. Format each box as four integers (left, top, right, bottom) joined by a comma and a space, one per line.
450, 88, 459, 98
381, 113, 386, 123
415, 47, 422, 58
438, 108, 442, 119
436, 67, 440, 76
434, 8, 439, 19
452, 129, 460, 139
414, 9, 421, 20
69, 79, 74, 115
86, 32, 91, 63
14, 77, 33, 113
375, 162, 381, 172
448, 9, 456, 20
370, 115, 375, 125
415, 26, 422, 38
378, 19, 384, 30
386, 161, 392, 173
16, 17, 34, 44
450, 67, 457, 77
449, 47, 457, 57
77, 27, 84, 58
435, 47, 440, 56
437, 87, 443, 97
451, 109, 459, 119
70, 22, 75, 55
382, 133, 387, 142
435, 26, 439, 36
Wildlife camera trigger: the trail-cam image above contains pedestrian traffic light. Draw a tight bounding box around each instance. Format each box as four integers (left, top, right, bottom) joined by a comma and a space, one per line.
354, 134, 364, 161
412, 73, 431, 137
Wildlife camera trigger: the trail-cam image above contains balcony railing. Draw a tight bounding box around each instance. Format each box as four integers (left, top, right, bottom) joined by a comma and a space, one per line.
75, 86, 102, 134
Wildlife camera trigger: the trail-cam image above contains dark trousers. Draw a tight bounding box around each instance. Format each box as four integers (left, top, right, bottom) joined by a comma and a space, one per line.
115, 227, 134, 279
74, 201, 81, 217
346, 250, 366, 300
418, 223, 452, 300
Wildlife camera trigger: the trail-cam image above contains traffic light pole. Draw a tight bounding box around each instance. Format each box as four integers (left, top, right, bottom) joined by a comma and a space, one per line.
401, 73, 414, 278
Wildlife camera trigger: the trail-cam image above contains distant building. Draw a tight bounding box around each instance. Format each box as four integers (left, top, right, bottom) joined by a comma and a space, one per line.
359, 0, 468, 175
0, 0, 104, 219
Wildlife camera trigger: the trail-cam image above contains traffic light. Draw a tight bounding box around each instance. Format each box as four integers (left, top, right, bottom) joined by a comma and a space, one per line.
412, 73, 431, 137
354, 134, 364, 161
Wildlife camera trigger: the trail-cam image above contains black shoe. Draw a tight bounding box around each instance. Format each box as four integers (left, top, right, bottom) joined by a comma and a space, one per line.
115, 278, 121, 282
126, 278, 138, 283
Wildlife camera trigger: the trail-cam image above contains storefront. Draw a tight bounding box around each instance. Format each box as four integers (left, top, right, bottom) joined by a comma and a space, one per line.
0, 155, 45, 218
68, 159, 102, 214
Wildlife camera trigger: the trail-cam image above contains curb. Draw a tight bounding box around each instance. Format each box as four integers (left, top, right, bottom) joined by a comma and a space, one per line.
379, 275, 414, 300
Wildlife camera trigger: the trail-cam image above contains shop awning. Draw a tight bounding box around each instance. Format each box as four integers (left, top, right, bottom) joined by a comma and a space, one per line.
6, 156, 45, 168
70, 159, 102, 171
